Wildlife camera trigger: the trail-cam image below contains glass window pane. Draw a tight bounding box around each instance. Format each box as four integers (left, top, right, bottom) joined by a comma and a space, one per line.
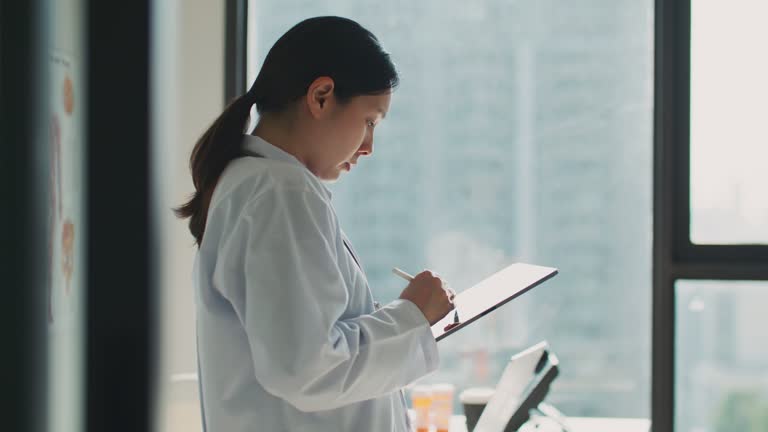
690, 1, 768, 244
250, 0, 653, 417
676, 280, 768, 432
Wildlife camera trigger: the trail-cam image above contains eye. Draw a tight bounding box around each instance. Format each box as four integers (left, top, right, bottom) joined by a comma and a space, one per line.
366, 120, 376, 128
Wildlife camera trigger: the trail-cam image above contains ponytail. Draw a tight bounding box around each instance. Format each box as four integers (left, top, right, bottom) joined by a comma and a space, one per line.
174, 92, 255, 246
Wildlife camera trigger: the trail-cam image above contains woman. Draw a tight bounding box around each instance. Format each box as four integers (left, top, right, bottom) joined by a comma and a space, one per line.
176, 16, 455, 432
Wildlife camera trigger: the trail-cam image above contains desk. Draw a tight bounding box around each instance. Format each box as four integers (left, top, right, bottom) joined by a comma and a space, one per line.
443, 415, 650, 432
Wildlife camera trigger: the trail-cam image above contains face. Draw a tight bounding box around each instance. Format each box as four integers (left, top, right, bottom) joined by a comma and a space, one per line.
303, 80, 391, 181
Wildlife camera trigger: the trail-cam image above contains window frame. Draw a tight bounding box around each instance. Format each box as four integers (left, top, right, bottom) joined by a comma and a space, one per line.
85, 1, 156, 431
654, 0, 768, 431
225, 0, 249, 103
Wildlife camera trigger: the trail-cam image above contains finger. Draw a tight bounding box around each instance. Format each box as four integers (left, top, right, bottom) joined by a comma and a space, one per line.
444, 286, 456, 298
444, 322, 460, 331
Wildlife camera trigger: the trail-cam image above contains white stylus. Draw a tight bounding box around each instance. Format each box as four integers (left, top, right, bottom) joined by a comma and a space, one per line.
391, 267, 414, 281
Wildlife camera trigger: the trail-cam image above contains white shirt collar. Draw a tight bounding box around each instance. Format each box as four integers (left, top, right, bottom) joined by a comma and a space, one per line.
242, 134, 333, 199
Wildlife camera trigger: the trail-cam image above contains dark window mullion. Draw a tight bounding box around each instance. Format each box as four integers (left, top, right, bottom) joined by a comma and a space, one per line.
669, 262, 768, 281
225, 0, 248, 104
681, 243, 768, 264
653, 0, 691, 431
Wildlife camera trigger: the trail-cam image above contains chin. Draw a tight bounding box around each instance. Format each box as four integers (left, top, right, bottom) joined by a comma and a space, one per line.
319, 169, 343, 183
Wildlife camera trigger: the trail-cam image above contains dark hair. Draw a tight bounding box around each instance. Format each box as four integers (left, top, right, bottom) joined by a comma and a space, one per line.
175, 16, 399, 247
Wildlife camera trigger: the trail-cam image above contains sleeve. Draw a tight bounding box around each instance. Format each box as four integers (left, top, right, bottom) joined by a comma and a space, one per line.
218, 185, 439, 412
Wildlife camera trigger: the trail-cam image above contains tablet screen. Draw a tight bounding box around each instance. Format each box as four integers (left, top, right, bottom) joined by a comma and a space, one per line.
432, 263, 558, 341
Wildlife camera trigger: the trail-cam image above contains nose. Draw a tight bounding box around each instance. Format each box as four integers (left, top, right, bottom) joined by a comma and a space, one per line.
358, 131, 374, 156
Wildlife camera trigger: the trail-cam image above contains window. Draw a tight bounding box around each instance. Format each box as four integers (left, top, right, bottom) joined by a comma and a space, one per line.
655, 1, 768, 431
248, 0, 653, 417
689, 0, 768, 245
676, 280, 768, 432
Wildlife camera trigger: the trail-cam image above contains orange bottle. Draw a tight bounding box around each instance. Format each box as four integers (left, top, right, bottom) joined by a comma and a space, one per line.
410, 385, 433, 432
431, 384, 455, 432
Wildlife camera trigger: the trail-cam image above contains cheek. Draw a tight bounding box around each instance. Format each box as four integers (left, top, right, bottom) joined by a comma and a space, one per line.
343, 115, 365, 137
337, 119, 366, 149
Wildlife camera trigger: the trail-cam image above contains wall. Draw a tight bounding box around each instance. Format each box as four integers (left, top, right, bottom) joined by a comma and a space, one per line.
154, 1, 225, 431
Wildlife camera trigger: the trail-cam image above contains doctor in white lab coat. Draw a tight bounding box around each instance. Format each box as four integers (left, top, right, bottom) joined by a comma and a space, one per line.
175, 16, 455, 432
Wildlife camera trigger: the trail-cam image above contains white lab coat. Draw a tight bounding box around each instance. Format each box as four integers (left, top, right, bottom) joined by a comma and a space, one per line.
193, 134, 439, 431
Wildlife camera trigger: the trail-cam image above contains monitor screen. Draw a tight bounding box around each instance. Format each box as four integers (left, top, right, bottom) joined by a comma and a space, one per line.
473, 341, 559, 432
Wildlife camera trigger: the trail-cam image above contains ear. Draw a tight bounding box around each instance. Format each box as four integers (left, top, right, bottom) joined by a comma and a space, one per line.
306, 76, 335, 119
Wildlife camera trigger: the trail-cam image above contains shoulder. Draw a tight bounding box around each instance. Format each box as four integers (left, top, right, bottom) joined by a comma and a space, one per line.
212, 157, 335, 225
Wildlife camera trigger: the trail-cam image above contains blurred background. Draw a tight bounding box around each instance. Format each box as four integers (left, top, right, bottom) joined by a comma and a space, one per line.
3, 1, 766, 432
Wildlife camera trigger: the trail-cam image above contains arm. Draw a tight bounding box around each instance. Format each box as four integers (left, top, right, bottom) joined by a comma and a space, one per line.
218, 185, 439, 412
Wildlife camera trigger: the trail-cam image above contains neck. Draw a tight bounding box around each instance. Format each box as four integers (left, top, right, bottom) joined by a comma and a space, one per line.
251, 115, 310, 165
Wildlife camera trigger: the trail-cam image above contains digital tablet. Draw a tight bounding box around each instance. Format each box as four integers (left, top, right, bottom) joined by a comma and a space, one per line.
432, 263, 558, 341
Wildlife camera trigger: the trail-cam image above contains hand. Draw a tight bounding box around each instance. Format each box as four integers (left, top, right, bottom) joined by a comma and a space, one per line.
398, 270, 455, 325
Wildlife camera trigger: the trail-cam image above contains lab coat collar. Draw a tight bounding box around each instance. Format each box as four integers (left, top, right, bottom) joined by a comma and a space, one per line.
242, 134, 333, 199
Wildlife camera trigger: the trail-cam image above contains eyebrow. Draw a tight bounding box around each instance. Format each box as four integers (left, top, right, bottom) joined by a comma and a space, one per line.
377, 108, 388, 119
